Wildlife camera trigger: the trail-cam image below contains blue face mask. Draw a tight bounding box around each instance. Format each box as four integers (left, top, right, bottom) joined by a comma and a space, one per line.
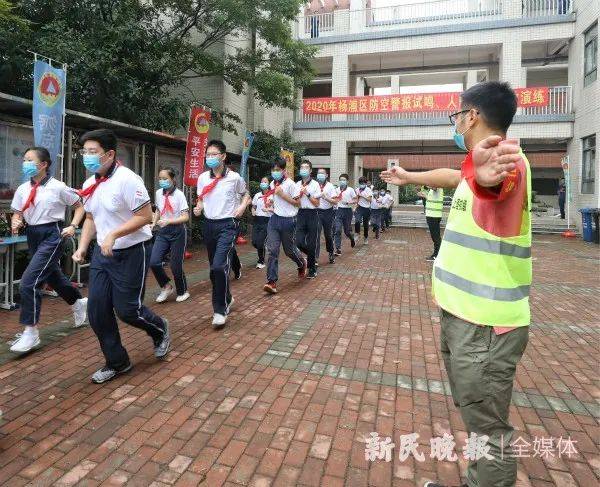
205, 156, 221, 169
299, 168, 310, 178
22, 160, 39, 179
271, 170, 283, 181
453, 126, 469, 152
339, 180, 347, 187
316, 173, 327, 183
83, 154, 102, 173
260, 182, 269, 191
359, 184, 366, 189
158, 179, 172, 190
380, 191, 386, 196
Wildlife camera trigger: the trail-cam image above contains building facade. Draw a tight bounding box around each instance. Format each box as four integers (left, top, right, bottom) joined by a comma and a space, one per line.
292, 0, 599, 223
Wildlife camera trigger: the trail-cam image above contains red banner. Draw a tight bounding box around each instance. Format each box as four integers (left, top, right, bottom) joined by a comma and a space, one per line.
184, 106, 211, 186
303, 88, 549, 115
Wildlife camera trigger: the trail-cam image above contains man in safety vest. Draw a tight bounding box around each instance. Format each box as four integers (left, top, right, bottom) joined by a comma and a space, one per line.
382, 81, 529, 487
424, 186, 444, 261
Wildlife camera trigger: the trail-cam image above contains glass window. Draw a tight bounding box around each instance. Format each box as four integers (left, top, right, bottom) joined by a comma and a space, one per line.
0, 123, 35, 203
581, 135, 596, 194
584, 23, 597, 87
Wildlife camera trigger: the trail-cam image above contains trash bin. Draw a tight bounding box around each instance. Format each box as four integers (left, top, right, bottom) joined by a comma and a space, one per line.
592, 209, 600, 244
579, 208, 594, 242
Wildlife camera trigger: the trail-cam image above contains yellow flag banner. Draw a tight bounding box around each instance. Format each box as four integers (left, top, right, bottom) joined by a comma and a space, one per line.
280, 149, 295, 178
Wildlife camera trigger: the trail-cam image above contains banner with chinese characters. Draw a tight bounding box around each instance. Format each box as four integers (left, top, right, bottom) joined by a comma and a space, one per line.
33, 60, 66, 176
239, 130, 255, 180
184, 106, 211, 186
302, 87, 549, 115
280, 148, 294, 178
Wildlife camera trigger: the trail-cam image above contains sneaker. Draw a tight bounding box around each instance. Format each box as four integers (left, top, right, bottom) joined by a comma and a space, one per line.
256, 262, 265, 269
156, 285, 174, 303
423, 482, 468, 487
176, 292, 190, 303
9, 330, 40, 353
364, 238, 369, 245
72, 297, 88, 328
334, 249, 342, 256
234, 265, 242, 280
212, 313, 227, 329
298, 259, 307, 279
315, 262, 319, 268
307, 270, 317, 279
350, 237, 356, 248
329, 252, 335, 264
91, 363, 133, 384
226, 297, 235, 315
154, 319, 170, 359
425, 255, 436, 262
263, 282, 278, 294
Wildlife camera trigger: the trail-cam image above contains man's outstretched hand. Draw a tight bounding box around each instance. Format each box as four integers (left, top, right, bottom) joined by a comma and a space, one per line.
473, 136, 522, 188
381, 166, 410, 186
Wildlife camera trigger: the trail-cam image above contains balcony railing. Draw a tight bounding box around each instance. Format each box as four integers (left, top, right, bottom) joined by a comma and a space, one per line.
295, 86, 573, 125
298, 0, 573, 40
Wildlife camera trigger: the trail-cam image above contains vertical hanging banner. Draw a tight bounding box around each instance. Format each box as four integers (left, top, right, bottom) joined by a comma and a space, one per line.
184, 106, 211, 186
33, 60, 66, 176
280, 148, 294, 178
240, 130, 255, 179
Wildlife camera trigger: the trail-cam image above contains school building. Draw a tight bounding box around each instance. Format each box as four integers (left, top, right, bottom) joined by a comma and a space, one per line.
292, 0, 599, 222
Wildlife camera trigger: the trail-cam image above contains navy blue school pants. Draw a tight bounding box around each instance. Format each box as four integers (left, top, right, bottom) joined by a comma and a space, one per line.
202, 218, 238, 315
334, 207, 353, 251
370, 208, 382, 238
354, 206, 371, 238
252, 216, 269, 264
295, 208, 319, 273
150, 224, 188, 296
266, 214, 304, 283
88, 241, 166, 370
316, 208, 335, 258
19, 222, 81, 326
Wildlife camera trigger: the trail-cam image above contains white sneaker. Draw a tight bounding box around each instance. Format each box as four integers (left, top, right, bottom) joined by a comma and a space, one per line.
72, 297, 88, 328
9, 330, 40, 353
226, 297, 235, 315
156, 285, 174, 303
176, 292, 190, 303
212, 313, 227, 329
364, 238, 369, 245
256, 262, 265, 269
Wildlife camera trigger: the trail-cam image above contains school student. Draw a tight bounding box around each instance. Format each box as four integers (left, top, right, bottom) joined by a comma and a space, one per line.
369, 189, 384, 239
295, 160, 321, 279
354, 176, 372, 244
9, 147, 88, 353
193, 140, 250, 328
333, 173, 356, 255
72, 129, 170, 384
382, 190, 393, 230
315, 168, 338, 265
150, 168, 190, 303
251, 176, 272, 268
263, 157, 306, 294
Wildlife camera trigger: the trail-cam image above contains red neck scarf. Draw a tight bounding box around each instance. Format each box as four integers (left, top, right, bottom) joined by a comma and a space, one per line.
198, 170, 226, 202
161, 189, 175, 216
336, 187, 347, 201
262, 177, 285, 204
21, 180, 41, 212
78, 162, 120, 201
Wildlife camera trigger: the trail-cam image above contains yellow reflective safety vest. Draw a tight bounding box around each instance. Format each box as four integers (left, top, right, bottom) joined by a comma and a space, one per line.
425, 188, 444, 218
432, 154, 532, 327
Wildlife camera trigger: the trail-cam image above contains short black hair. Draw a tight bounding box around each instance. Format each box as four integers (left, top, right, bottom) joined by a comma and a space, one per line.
359, 176, 367, 184
80, 129, 118, 153
300, 159, 312, 168
207, 139, 226, 154
271, 157, 286, 170
461, 81, 517, 133
24, 146, 52, 168
159, 167, 176, 180
339, 173, 349, 179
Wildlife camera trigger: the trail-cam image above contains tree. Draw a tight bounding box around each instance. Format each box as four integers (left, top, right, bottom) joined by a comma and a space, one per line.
0, 0, 316, 133
247, 125, 306, 181
0, 0, 27, 26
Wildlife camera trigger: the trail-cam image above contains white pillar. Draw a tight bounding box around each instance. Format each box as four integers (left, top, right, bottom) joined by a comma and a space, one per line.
387, 159, 400, 204
391, 75, 401, 94
500, 40, 525, 88
355, 76, 365, 96
332, 54, 349, 121
466, 70, 478, 88
330, 139, 348, 182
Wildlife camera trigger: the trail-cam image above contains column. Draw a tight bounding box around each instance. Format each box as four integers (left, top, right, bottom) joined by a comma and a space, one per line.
330, 138, 348, 182
391, 75, 401, 94
387, 159, 400, 204
500, 40, 525, 88
332, 53, 349, 121
466, 70, 478, 88
355, 76, 365, 96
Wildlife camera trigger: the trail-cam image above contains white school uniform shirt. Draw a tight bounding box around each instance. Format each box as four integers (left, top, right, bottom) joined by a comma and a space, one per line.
196, 168, 247, 220
271, 178, 300, 217
356, 186, 373, 208
370, 194, 383, 210
11, 176, 80, 225
336, 186, 356, 208
252, 192, 272, 218
82, 164, 152, 249
382, 194, 394, 208
296, 179, 321, 209
317, 181, 337, 210
155, 187, 189, 219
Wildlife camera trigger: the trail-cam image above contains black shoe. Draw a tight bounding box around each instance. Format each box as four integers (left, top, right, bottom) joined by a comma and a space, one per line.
307, 270, 317, 279
234, 265, 242, 280
423, 482, 468, 487
328, 253, 335, 264
350, 238, 356, 248
91, 363, 133, 384
425, 254, 436, 262
334, 249, 342, 256
154, 319, 170, 359
315, 262, 319, 268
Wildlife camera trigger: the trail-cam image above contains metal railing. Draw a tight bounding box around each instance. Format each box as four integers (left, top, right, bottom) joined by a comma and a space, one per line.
303, 12, 335, 38
522, 0, 573, 17
295, 86, 572, 124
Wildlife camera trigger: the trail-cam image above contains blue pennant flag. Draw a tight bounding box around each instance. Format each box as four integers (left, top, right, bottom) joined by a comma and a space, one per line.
240, 130, 255, 179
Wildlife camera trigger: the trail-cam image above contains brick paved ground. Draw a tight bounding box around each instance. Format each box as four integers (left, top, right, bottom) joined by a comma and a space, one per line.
0, 228, 598, 487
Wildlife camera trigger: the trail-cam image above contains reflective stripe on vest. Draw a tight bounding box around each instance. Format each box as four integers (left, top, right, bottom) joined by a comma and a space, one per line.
443, 229, 531, 258
425, 189, 444, 218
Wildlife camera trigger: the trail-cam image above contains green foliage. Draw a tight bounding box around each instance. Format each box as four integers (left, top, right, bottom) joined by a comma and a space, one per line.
248, 180, 261, 196
0, 0, 27, 26
0, 0, 316, 133
397, 185, 419, 203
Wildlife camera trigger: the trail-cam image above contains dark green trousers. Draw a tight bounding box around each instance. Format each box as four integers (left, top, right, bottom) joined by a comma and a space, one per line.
440, 310, 529, 487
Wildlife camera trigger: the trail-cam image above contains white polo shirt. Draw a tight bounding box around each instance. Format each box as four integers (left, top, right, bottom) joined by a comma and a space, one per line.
11, 176, 80, 225
197, 169, 246, 220
296, 179, 321, 209
356, 186, 373, 208
155, 187, 189, 219
382, 194, 394, 208
336, 186, 356, 208
271, 178, 300, 217
370, 194, 383, 210
252, 192, 272, 218
82, 164, 152, 249
317, 181, 337, 210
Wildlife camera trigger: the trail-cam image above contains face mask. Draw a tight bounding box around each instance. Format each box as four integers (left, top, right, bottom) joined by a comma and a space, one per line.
158, 179, 172, 190
316, 173, 326, 183
260, 182, 269, 191
83, 154, 102, 173
380, 191, 386, 196
299, 168, 310, 178
22, 160, 39, 179
339, 179, 347, 187
271, 170, 283, 181
359, 184, 366, 189
452, 127, 469, 152
205, 156, 221, 169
